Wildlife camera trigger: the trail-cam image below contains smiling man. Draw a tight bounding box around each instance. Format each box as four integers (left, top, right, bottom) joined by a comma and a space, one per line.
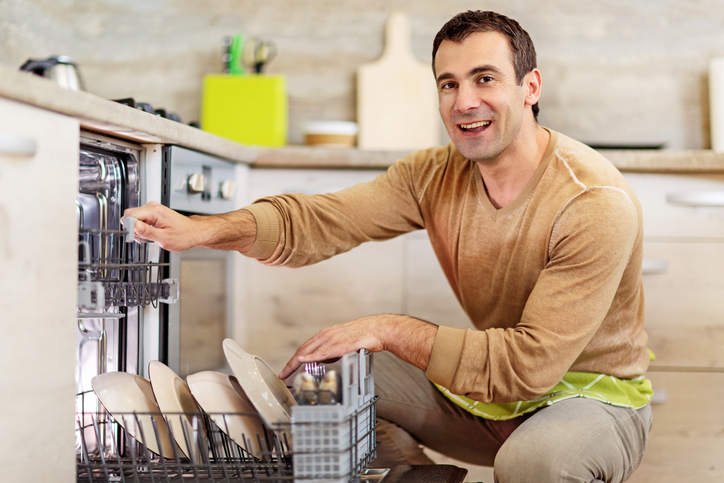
125, 11, 653, 483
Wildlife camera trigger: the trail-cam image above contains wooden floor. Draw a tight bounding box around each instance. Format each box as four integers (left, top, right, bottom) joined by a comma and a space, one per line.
425, 371, 724, 483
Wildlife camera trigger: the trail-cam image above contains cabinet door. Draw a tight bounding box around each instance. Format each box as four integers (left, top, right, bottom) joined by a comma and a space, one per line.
642, 242, 724, 368
0, 98, 79, 482
627, 371, 724, 483
624, 172, 724, 239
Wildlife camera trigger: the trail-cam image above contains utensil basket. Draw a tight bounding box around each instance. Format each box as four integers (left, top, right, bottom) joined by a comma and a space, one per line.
76, 352, 377, 483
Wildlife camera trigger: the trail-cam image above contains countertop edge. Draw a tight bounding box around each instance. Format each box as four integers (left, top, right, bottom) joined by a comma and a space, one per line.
255, 146, 724, 172
0, 65, 256, 164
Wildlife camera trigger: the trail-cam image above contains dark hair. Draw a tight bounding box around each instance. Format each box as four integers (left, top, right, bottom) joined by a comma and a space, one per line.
432, 11, 539, 120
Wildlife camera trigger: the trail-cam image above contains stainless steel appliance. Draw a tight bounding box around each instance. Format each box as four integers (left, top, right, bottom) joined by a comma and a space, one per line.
20, 55, 85, 91
159, 145, 240, 378
75, 133, 178, 453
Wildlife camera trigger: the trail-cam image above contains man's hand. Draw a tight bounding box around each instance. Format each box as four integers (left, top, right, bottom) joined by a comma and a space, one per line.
124, 202, 201, 252
123, 202, 257, 253
278, 314, 439, 380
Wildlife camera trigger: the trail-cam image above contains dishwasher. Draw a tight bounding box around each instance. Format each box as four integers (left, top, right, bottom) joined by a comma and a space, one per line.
73, 133, 379, 483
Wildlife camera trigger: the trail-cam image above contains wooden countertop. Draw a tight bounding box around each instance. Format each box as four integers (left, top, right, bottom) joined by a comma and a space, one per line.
255, 145, 724, 173
3, 62, 724, 172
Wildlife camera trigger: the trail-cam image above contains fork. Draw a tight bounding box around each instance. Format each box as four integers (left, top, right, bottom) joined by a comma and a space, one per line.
304, 362, 326, 382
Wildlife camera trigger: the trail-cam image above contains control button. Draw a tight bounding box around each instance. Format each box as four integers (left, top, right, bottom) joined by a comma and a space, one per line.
220, 180, 237, 200
188, 174, 204, 194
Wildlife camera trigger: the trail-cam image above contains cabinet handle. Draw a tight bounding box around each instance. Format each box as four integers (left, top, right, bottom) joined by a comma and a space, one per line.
666, 192, 724, 207
642, 258, 668, 275
0, 132, 37, 157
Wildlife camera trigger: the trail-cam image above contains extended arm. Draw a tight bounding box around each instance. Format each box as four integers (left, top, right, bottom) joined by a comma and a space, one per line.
123, 201, 257, 253
278, 314, 438, 379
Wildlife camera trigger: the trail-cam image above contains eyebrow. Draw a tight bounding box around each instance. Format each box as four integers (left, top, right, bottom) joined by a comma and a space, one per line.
436, 64, 505, 84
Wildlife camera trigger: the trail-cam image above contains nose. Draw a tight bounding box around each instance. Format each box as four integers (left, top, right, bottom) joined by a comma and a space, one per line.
453, 83, 482, 113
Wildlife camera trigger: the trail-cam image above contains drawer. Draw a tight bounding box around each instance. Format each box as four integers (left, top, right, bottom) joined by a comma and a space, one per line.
623, 173, 724, 239
641, 242, 724, 368
627, 371, 724, 483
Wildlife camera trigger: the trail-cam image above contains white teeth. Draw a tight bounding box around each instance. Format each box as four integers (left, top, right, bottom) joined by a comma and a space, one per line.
460, 121, 491, 130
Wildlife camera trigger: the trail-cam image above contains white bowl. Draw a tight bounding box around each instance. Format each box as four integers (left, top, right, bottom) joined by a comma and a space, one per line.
91, 372, 176, 458
148, 360, 206, 461
187, 371, 269, 457
222, 339, 296, 446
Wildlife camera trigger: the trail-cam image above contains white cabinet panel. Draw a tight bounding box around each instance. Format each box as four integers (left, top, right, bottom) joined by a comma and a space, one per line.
641, 241, 724, 368
624, 172, 724, 239
627, 372, 724, 483
0, 98, 79, 482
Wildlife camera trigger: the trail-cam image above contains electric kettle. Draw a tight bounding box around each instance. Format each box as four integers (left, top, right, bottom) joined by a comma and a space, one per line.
20, 55, 85, 91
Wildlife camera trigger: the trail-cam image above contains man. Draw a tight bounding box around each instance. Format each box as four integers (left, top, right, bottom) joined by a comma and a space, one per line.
126, 11, 653, 482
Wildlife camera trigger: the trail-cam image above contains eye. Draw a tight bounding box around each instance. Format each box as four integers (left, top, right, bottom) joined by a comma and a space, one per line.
478, 75, 494, 84
439, 82, 455, 91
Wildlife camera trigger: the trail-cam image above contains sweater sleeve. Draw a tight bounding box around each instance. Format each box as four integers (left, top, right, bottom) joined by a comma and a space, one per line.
425, 187, 641, 402
240, 149, 448, 267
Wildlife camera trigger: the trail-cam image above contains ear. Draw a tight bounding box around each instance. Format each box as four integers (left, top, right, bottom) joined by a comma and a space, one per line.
523, 68, 542, 107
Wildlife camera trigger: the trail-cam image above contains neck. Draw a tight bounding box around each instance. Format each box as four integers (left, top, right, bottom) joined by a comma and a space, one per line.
478, 124, 550, 209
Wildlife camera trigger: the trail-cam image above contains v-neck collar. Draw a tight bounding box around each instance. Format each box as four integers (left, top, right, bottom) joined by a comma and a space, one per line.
473, 129, 558, 220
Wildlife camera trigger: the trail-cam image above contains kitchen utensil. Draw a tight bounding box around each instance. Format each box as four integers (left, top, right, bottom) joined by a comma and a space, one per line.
242, 38, 277, 74
318, 370, 342, 405
222, 339, 296, 446
20, 55, 85, 91
303, 361, 326, 382
356, 12, 440, 150
90, 372, 177, 458
186, 371, 268, 457
224, 34, 246, 75
148, 361, 206, 461
292, 372, 319, 405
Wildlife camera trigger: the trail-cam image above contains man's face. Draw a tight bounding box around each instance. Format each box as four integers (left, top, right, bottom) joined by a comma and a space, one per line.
434, 31, 531, 163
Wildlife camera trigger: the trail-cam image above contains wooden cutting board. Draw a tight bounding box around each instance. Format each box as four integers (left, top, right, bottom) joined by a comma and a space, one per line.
357, 12, 440, 151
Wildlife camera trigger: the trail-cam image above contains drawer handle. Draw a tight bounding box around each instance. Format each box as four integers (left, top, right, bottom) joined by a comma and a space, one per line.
642, 258, 668, 275
666, 192, 724, 207
0, 132, 37, 157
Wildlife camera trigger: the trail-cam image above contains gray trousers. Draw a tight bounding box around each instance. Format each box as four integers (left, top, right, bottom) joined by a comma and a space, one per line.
370, 351, 653, 483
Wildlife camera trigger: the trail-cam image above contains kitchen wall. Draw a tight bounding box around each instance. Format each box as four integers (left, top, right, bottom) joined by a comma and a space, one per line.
2, 0, 724, 149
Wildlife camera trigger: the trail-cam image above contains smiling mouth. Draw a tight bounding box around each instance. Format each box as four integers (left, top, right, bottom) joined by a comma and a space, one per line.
458, 121, 491, 132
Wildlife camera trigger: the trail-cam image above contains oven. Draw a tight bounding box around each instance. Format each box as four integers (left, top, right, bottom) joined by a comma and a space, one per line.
158, 145, 244, 378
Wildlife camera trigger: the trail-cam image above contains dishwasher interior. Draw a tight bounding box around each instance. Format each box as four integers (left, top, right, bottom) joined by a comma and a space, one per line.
73, 135, 378, 483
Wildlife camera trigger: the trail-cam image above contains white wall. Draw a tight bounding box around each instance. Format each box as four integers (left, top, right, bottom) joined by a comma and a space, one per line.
2, 0, 723, 149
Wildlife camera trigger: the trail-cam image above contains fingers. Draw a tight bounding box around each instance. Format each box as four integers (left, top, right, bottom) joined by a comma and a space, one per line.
123, 202, 194, 252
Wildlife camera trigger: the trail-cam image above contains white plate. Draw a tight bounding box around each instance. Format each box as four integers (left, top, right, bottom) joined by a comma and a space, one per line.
187, 371, 268, 456
148, 361, 206, 461
222, 339, 296, 445
91, 372, 176, 458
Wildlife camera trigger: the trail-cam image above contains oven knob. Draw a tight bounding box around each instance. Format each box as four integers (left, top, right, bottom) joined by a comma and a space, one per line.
220, 180, 236, 200
188, 174, 204, 194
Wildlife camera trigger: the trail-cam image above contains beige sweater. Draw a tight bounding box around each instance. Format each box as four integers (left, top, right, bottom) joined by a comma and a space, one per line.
244, 130, 650, 404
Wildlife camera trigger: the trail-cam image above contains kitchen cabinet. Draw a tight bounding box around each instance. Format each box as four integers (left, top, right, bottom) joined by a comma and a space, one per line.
626, 371, 724, 483
0, 98, 79, 482
624, 173, 724, 369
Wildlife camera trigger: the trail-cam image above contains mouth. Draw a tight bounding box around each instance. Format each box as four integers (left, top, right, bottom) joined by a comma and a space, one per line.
458, 120, 491, 133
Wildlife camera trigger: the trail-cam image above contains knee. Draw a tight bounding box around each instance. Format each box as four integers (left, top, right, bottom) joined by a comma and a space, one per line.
494, 436, 564, 483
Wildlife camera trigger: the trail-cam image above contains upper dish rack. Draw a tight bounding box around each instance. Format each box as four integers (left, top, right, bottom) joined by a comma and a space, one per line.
78, 216, 178, 312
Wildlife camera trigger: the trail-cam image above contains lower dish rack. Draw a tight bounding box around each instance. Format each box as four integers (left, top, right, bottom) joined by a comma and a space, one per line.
76, 352, 378, 483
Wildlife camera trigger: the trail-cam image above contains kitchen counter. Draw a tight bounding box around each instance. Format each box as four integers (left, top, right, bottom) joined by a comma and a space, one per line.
3, 62, 724, 172
255, 145, 724, 173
